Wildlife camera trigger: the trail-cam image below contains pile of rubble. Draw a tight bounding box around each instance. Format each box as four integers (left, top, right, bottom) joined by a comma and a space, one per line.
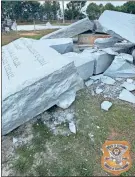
2, 10, 135, 135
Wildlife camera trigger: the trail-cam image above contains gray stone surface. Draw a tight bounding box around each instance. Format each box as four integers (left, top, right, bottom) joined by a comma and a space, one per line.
122, 82, 135, 91
99, 10, 135, 43
41, 17, 94, 39
63, 52, 95, 80
101, 76, 115, 85
132, 49, 135, 64
93, 20, 105, 33
2, 43, 83, 135
92, 51, 114, 74
38, 38, 73, 54
94, 37, 120, 49
101, 101, 112, 111
104, 55, 135, 78
118, 89, 135, 104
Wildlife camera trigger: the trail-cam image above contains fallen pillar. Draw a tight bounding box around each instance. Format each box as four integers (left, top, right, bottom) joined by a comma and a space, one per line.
2, 43, 83, 135
41, 17, 94, 39
99, 10, 135, 43
104, 54, 135, 78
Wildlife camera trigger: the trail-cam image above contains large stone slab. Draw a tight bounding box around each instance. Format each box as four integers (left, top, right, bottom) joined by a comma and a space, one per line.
41, 17, 94, 39
92, 51, 114, 74
104, 54, 135, 78
63, 52, 95, 80
2, 42, 83, 135
94, 37, 120, 49
99, 10, 135, 43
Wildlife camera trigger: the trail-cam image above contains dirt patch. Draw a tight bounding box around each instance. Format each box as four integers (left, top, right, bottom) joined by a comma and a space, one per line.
19, 32, 38, 36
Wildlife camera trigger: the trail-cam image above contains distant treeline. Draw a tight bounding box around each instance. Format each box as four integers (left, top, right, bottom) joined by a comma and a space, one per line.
1, 1, 135, 22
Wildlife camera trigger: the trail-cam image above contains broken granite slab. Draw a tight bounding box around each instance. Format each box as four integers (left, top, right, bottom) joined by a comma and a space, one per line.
116, 53, 133, 63
101, 76, 115, 85
94, 37, 120, 49
104, 55, 135, 78
63, 52, 95, 80
41, 17, 94, 39
93, 20, 105, 33
37, 38, 73, 54
92, 51, 114, 74
99, 10, 135, 43
132, 49, 135, 64
122, 82, 135, 91
118, 89, 135, 104
2, 44, 83, 135
101, 101, 112, 111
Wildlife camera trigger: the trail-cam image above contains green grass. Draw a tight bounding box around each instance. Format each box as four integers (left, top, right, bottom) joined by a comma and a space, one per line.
12, 89, 135, 176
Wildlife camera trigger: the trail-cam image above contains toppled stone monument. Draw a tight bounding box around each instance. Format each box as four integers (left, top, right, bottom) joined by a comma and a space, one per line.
99, 10, 135, 43
2, 42, 83, 135
41, 17, 94, 39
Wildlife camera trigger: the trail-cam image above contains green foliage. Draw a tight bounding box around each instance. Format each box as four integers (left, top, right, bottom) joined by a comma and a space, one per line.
86, 3, 101, 20
64, 1, 86, 20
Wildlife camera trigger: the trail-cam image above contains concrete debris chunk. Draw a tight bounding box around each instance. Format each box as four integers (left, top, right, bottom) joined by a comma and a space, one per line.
101, 76, 115, 85
94, 37, 120, 49
93, 20, 105, 33
63, 52, 95, 80
2, 43, 83, 135
118, 89, 135, 104
104, 55, 135, 78
69, 122, 76, 134
99, 10, 135, 43
96, 87, 103, 94
122, 82, 135, 91
41, 17, 94, 39
101, 48, 118, 56
117, 53, 133, 63
101, 101, 112, 111
85, 80, 94, 87
36, 38, 73, 54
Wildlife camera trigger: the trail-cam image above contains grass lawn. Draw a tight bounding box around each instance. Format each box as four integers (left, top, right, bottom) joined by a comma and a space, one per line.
2, 29, 57, 46
2, 30, 135, 176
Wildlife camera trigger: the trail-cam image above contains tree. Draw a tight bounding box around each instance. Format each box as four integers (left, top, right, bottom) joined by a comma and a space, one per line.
103, 3, 115, 11
64, 1, 86, 20
86, 3, 101, 20
121, 1, 135, 14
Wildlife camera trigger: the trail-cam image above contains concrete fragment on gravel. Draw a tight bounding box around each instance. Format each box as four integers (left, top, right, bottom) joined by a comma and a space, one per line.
122, 82, 135, 91
101, 101, 112, 111
118, 89, 135, 104
85, 80, 94, 87
101, 76, 115, 85
69, 122, 76, 134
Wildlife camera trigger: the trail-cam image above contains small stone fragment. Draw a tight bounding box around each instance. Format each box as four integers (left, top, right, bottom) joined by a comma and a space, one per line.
101, 76, 115, 85
96, 87, 103, 94
69, 122, 76, 134
122, 82, 135, 91
118, 89, 135, 104
101, 101, 112, 111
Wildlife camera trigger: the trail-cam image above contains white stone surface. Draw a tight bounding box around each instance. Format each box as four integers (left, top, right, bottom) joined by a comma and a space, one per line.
96, 87, 103, 94
85, 80, 94, 87
104, 55, 135, 78
41, 17, 94, 39
117, 53, 133, 63
69, 122, 76, 134
63, 52, 95, 80
118, 89, 135, 104
101, 76, 115, 85
101, 101, 112, 111
99, 10, 135, 43
122, 82, 135, 91
2, 42, 83, 135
